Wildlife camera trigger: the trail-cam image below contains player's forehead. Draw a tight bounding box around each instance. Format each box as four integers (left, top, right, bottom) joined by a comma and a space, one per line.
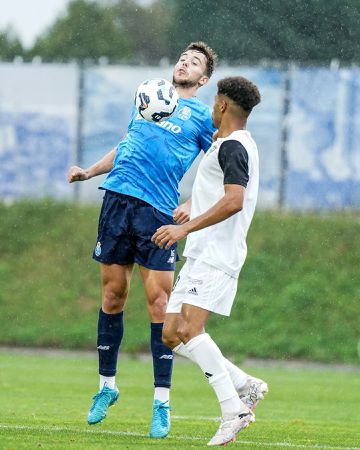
179, 50, 207, 65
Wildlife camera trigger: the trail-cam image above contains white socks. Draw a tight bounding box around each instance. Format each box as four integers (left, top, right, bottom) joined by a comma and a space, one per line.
173, 341, 191, 358
223, 359, 248, 391
99, 375, 116, 390
179, 333, 246, 416
173, 341, 248, 391
154, 387, 170, 403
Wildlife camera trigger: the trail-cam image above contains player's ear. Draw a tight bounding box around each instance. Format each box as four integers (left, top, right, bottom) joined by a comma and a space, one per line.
198, 75, 209, 87
220, 100, 227, 113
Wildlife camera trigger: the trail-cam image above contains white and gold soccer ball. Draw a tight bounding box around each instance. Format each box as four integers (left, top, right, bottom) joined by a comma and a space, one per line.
135, 78, 179, 123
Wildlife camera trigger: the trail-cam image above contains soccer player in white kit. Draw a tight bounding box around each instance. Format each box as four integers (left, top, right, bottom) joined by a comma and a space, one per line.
152, 76, 268, 446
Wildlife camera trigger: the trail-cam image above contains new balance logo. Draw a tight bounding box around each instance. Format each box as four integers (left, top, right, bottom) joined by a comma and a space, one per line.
187, 287, 198, 295
205, 372, 213, 378
159, 354, 174, 360
167, 249, 176, 264
97, 345, 110, 350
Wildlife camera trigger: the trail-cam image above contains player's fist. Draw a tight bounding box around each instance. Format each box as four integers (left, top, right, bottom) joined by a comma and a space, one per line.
173, 201, 191, 224
67, 166, 89, 183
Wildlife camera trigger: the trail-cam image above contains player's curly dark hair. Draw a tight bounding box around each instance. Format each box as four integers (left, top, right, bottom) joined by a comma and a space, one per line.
217, 76, 261, 112
183, 41, 218, 78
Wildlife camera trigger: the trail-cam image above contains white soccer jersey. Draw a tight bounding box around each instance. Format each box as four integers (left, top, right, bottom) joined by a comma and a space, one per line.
183, 129, 259, 278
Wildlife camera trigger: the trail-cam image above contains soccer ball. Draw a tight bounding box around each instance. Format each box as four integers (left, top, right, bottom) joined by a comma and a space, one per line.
135, 78, 179, 123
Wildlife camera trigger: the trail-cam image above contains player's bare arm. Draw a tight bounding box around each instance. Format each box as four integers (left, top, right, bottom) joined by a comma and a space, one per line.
152, 184, 245, 249
173, 198, 192, 224
67, 148, 117, 183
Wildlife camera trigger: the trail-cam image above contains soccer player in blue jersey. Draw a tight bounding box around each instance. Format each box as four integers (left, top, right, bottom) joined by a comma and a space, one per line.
67, 41, 218, 438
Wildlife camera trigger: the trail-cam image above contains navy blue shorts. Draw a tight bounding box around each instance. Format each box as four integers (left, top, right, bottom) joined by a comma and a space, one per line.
93, 190, 179, 271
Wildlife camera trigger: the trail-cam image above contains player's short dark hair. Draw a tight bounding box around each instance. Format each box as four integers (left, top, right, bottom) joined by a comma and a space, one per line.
217, 76, 261, 112
183, 41, 218, 78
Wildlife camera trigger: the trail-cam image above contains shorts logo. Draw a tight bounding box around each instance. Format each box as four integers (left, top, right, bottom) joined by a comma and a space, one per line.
167, 249, 176, 264
187, 287, 198, 295
95, 241, 102, 257
189, 278, 203, 285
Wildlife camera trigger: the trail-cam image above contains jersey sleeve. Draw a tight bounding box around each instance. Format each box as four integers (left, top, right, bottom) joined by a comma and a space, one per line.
127, 103, 138, 131
114, 104, 137, 157
198, 106, 216, 153
218, 140, 249, 187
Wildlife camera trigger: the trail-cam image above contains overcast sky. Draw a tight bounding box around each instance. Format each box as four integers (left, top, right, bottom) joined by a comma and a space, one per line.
0, 0, 71, 48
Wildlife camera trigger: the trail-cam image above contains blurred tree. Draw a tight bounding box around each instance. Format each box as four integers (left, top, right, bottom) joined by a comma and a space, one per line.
0, 27, 23, 60
21, 0, 360, 65
30, 0, 131, 62
111, 0, 175, 64
167, 0, 360, 64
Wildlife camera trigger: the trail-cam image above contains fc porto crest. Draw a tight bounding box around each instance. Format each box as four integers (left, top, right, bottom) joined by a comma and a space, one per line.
177, 106, 192, 121
95, 241, 102, 257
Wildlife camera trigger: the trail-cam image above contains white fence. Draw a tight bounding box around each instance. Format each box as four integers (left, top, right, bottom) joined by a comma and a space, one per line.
1, 62, 360, 209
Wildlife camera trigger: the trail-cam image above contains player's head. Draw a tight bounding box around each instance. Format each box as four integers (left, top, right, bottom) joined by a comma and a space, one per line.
173, 41, 218, 89
212, 76, 261, 128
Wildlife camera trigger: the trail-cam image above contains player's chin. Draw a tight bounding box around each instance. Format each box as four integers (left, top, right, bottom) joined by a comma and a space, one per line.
173, 74, 189, 84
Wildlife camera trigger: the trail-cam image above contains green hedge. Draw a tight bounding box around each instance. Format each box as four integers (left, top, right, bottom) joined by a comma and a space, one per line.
1, 200, 359, 363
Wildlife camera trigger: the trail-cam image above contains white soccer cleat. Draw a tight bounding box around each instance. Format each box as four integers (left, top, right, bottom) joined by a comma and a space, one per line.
237, 376, 268, 412
207, 411, 255, 446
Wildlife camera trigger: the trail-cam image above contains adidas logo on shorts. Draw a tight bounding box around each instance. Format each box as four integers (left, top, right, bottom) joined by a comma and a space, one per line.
187, 287, 198, 295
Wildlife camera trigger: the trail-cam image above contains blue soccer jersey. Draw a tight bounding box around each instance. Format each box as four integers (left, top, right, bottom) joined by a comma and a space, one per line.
101, 97, 215, 216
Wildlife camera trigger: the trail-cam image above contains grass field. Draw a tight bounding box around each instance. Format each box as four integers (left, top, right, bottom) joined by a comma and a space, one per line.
0, 350, 359, 449
1, 201, 360, 363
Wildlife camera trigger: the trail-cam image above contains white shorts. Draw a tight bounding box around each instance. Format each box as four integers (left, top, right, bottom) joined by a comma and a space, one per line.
167, 258, 238, 316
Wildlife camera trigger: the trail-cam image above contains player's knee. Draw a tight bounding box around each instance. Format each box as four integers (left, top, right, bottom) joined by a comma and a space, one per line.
148, 294, 168, 320
177, 321, 203, 344
177, 323, 192, 344
102, 289, 127, 313
162, 326, 179, 349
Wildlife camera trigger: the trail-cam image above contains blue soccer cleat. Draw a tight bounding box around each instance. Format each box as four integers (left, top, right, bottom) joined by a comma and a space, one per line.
149, 399, 171, 438
87, 385, 119, 425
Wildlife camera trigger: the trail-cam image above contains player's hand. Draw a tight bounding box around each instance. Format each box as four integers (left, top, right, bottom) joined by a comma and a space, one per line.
173, 202, 191, 224
67, 166, 89, 183
151, 225, 188, 250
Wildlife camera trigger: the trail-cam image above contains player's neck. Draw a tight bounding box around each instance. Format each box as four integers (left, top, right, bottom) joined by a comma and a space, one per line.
175, 85, 199, 99
218, 119, 247, 138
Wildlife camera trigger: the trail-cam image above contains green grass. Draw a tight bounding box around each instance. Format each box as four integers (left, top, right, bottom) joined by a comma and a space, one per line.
0, 350, 359, 449
1, 200, 360, 363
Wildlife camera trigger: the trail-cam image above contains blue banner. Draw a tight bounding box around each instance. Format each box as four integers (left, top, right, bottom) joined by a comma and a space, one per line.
0, 64, 78, 201
285, 67, 360, 209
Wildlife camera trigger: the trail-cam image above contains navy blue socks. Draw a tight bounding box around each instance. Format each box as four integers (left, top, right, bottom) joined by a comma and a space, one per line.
97, 309, 124, 376
150, 322, 173, 388
97, 314, 172, 388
